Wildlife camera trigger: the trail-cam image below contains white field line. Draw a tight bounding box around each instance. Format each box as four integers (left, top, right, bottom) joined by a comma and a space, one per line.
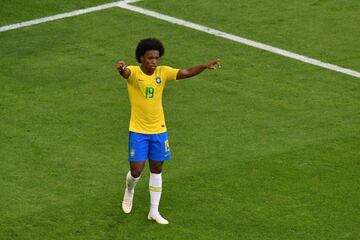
0, 1, 359, 78
122, 0, 144, 3
0, 1, 123, 32
116, 2, 360, 79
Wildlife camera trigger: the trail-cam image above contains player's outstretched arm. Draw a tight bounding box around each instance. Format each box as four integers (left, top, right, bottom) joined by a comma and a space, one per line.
176, 59, 220, 80
116, 60, 131, 79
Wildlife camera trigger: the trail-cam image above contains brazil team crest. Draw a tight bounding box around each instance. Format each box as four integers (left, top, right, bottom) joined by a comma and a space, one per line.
156, 77, 161, 85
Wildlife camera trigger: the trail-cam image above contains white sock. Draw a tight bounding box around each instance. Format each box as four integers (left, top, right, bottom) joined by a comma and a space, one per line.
149, 173, 163, 215
126, 171, 140, 192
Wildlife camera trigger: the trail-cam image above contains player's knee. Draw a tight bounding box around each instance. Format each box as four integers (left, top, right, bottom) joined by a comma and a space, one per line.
130, 168, 143, 178
150, 165, 162, 174
130, 161, 145, 178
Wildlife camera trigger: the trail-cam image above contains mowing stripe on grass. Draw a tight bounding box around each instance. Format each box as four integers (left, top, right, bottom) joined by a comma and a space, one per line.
115, 2, 360, 79
0, 0, 359, 78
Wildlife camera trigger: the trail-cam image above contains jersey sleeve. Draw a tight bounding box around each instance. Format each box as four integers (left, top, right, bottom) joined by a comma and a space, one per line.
126, 66, 136, 84
163, 66, 180, 81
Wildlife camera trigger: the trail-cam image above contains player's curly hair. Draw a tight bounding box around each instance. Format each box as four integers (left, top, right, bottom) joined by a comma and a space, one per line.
135, 38, 165, 63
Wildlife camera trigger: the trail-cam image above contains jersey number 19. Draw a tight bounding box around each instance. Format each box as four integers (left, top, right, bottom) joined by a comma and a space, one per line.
145, 87, 155, 99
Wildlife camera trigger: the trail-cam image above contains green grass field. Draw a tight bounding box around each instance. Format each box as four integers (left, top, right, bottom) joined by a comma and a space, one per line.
1, 0, 359, 239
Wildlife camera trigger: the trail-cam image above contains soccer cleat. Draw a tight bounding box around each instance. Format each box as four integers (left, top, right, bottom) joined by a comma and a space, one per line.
122, 189, 134, 214
147, 212, 169, 225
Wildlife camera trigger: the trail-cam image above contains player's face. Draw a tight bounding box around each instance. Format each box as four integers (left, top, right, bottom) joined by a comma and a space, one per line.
141, 50, 160, 73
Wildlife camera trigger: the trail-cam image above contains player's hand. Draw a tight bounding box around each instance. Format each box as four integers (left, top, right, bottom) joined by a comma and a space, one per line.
116, 61, 127, 71
204, 59, 221, 70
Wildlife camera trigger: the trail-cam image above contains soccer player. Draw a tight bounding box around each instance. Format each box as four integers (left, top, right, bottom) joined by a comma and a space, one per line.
116, 38, 220, 224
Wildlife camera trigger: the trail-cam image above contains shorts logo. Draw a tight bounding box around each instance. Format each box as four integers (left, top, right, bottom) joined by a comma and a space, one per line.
130, 149, 135, 158
164, 140, 170, 152
156, 77, 161, 85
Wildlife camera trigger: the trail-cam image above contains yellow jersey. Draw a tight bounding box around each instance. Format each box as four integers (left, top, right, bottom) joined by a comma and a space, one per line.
126, 65, 179, 134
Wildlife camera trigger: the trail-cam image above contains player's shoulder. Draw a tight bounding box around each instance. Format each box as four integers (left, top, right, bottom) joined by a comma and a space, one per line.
127, 65, 140, 77
157, 65, 177, 73
158, 65, 173, 69
157, 66, 179, 81
128, 65, 140, 71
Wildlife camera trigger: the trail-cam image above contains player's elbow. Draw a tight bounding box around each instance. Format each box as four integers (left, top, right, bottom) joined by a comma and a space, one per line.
176, 69, 190, 80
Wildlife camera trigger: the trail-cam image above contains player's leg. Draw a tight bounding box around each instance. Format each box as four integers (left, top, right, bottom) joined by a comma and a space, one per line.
122, 132, 149, 214
126, 161, 145, 193
148, 160, 168, 224
147, 132, 171, 224
122, 161, 144, 213
129, 161, 146, 178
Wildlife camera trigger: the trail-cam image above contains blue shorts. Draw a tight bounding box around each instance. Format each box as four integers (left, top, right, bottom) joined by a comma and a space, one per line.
128, 131, 171, 162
